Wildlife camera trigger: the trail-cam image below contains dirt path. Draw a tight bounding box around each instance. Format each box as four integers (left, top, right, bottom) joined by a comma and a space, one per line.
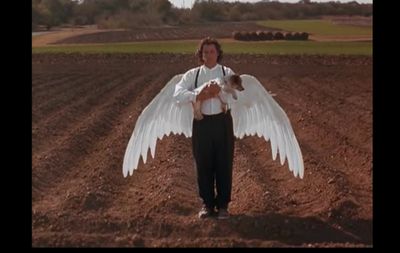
310, 35, 372, 42
32, 26, 126, 47
32, 53, 372, 247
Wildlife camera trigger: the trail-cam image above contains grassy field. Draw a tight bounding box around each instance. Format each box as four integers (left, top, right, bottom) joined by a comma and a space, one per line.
32, 40, 371, 55
257, 19, 372, 36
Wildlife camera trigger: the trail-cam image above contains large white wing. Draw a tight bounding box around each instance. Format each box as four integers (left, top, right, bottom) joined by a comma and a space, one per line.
231, 74, 304, 178
122, 74, 193, 177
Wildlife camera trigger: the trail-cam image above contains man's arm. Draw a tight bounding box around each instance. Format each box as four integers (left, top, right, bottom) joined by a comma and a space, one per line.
173, 71, 197, 104
173, 71, 223, 103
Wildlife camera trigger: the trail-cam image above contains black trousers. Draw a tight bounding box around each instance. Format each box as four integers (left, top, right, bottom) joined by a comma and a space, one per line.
192, 110, 234, 210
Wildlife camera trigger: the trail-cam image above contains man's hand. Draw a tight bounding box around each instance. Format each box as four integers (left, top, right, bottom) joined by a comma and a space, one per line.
196, 82, 221, 101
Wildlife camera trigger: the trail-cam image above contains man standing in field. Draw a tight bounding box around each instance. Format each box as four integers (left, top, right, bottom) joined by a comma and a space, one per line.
173, 37, 236, 219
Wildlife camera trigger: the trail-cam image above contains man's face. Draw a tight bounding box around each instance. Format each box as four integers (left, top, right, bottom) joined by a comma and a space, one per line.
202, 44, 218, 65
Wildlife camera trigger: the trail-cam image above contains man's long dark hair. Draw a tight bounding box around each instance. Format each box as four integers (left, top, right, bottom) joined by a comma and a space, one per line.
195, 37, 223, 64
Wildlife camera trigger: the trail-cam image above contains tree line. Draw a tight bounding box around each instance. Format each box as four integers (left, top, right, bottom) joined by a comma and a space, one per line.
32, 0, 372, 31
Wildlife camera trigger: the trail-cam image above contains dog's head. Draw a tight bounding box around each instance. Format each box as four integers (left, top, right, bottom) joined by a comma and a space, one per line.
226, 74, 243, 100
228, 74, 244, 91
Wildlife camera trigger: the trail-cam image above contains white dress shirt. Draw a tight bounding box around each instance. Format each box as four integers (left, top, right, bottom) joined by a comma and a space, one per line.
173, 64, 235, 115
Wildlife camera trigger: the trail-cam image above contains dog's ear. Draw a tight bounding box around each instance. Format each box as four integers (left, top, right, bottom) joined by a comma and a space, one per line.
230, 75, 242, 86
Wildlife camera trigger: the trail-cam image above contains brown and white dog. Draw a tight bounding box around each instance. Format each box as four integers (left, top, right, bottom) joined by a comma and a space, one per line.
193, 74, 244, 120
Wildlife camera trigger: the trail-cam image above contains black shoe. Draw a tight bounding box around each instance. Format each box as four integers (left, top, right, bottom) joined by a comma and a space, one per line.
198, 206, 215, 219
217, 208, 230, 220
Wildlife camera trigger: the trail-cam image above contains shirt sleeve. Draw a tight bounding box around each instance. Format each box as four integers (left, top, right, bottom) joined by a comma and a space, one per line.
218, 67, 236, 103
173, 70, 197, 104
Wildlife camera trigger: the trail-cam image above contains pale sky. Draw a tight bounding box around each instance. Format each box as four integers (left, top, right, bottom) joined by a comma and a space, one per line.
169, 0, 372, 9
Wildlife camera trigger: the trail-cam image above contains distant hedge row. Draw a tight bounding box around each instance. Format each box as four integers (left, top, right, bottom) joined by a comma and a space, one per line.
232, 31, 309, 41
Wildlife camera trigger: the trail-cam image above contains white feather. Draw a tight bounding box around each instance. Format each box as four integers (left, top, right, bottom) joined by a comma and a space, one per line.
122, 74, 193, 177
231, 74, 304, 179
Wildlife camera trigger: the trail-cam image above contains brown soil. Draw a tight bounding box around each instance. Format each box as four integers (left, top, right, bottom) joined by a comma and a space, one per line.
32, 53, 372, 247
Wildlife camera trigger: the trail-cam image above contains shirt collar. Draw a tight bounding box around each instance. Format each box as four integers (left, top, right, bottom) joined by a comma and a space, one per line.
202, 63, 220, 71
